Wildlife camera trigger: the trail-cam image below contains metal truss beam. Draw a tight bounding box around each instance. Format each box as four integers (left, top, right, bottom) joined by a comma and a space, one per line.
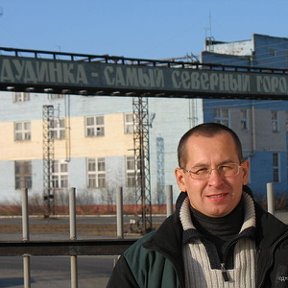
42, 105, 55, 217
133, 96, 152, 233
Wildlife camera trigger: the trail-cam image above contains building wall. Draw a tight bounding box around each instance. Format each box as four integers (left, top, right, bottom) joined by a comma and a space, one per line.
0, 91, 202, 203
206, 39, 253, 56
203, 99, 288, 194
253, 34, 288, 68
202, 33, 288, 198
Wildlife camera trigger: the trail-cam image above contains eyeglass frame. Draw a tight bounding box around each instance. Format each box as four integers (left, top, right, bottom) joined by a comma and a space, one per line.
180, 162, 244, 180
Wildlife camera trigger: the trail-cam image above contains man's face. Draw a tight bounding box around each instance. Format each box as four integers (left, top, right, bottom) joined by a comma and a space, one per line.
175, 132, 249, 217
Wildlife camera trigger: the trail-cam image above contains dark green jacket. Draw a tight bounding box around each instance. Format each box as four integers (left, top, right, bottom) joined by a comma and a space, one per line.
107, 192, 288, 288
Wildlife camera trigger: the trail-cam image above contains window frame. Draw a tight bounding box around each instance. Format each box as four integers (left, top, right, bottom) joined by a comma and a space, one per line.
51, 160, 69, 189
14, 121, 31, 141
85, 116, 105, 137
15, 160, 32, 189
87, 157, 106, 188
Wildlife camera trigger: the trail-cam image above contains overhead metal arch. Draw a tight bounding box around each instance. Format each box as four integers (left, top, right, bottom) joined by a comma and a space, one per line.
0, 47, 288, 100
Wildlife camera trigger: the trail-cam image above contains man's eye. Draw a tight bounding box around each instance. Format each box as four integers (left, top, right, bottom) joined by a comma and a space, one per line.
193, 168, 209, 175
220, 165, 233, 171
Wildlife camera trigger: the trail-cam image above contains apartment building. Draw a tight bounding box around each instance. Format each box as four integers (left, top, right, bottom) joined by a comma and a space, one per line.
0, 91, 201, 204
202, 34, 288, 199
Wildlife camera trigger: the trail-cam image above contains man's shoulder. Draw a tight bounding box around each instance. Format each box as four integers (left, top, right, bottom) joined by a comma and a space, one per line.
122, 230, 160, 274
129, 230, 156, 249
255, 202, 288, 245
124, 215, 181, 256
124, 230, 156, 256
255, 202, 287, 229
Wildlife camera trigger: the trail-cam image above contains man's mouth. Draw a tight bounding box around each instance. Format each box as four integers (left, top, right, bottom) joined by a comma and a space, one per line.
207, 193, 227, 199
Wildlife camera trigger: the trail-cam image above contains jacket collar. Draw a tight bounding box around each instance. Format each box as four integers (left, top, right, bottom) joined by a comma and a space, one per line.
179, 191, 257, 244
145, 189, 287, 250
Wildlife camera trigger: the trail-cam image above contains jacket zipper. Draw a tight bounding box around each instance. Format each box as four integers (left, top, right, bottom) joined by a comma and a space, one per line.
220, 238, 239, 282
221, 263, 229, 282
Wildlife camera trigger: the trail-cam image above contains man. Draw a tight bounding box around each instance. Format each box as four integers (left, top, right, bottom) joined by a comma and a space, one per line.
107, 122, 288, 288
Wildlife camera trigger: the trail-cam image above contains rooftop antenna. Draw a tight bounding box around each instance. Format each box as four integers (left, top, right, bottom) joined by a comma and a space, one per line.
209, 11, 212, 39
205, 11, 215, 51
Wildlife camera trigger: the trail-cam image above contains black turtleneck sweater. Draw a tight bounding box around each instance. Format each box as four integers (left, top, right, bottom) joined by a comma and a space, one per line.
190, 197, 244, 262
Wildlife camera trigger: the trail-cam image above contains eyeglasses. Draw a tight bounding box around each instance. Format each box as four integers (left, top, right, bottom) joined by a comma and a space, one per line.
182, 162, 242, 180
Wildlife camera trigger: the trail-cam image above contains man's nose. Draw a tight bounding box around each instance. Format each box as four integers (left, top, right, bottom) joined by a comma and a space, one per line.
207, 168, 224, 185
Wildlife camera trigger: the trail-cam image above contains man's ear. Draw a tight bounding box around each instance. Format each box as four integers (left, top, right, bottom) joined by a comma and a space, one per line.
175, 168, 187, 191
241, 160, 250, 185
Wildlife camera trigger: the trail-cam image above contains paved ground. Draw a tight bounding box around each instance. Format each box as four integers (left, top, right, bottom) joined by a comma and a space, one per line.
0, 214, 152, 288
0, 214, 164, 240
0, 255, 116, 288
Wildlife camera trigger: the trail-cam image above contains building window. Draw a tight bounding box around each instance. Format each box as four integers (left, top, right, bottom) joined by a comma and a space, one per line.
272, 152, 280, 183
13, 92, 30, 103
126, 156, 140, 187
52, 160, 68, 189
15, 161, 32, 189
214, 108, 229, 126
50, 118, 65, 140
49, 94, 64, 100
124, 113, 134, 134
271, 111, 279, 132
269, 48, 277, 57
240, 109, 249, 130
85, 116, 104, 137
87, 158, 106, 188
14, 121, 31, 141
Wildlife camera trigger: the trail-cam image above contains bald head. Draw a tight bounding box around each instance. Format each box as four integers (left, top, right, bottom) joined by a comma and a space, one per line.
177, 123, 244, 168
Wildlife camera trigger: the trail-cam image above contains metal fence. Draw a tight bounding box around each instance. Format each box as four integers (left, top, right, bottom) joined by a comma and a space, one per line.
0, 184, 277, 288
0, 186, 174, 288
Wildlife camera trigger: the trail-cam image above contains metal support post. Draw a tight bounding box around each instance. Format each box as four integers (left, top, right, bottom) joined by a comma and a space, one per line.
116, 187, 124, 239
166, 185, 173, 217
267, 182, 275, 215
69, 187, 78, 288
22, 188, 31, 288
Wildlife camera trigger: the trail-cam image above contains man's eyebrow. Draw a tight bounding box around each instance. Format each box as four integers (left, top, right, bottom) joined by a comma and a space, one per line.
189, 160, 237, 168
189, 163, 209, 169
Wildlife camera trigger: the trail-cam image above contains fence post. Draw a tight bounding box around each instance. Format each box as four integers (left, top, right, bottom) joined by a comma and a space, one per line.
267, 182, 275, 215
22, 188, 31, 288
69, 187, 78, 288
116, 187, 124, 239
166, 185, 173, 217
